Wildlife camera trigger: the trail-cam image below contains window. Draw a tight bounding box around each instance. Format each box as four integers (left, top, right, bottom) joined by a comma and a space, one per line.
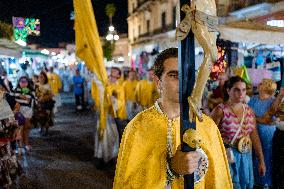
147, 20, 150, 33
138, 25, 141, 36
161, 12, 166, 28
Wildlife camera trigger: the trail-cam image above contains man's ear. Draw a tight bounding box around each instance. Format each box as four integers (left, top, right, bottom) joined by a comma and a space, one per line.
153, 75, 161, 88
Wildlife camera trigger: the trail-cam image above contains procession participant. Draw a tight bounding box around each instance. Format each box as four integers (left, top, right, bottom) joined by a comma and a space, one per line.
113, 48, 232, 188
47, 67, 62, 113
107, 67, 127, 141
94, 67, 125, 165
122, 69, 138, 121
211, 76, 266, 189
134, 68, 159, 110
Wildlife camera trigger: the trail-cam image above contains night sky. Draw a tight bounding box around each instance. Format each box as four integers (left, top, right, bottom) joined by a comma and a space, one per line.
0, 0, 128, 47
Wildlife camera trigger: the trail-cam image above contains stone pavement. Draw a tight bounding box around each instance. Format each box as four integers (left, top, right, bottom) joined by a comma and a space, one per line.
17, 93, 115, 189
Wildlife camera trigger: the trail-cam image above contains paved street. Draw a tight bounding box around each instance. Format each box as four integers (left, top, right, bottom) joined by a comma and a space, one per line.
18, 93, 115, 189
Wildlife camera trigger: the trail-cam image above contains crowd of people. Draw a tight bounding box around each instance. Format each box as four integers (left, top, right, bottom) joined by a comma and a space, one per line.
92, 66, 159, 166
0, 65, 61, 187
92, 48, 284, 189
1, 48, 284, 188
208, 75, 284, 188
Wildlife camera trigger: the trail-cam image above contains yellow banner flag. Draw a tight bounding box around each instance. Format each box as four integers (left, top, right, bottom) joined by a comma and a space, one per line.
73, 0, 108, 84
73, 0, 108, 138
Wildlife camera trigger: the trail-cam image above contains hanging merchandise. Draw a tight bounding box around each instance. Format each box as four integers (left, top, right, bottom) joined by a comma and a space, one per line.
266, 61, 281, 81
255, 50, 265, 67
244, 55, 254, 68
234, 65, 251, 84
247, 68, 273, 87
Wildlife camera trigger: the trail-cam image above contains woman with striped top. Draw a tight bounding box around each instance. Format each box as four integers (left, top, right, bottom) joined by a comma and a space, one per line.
211, 76, 265, 189
14, 76, 34, 153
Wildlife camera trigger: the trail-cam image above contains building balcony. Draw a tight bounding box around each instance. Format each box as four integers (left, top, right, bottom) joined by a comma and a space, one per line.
130, 24, 174, 45
153, 24, 173, 35
129, 0, 156, 16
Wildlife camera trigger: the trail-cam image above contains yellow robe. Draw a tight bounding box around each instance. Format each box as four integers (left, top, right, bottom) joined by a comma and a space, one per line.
135, 80, 159, 108
47, 73, 62, 95
106, 82, 127, 120
113, 104, 232, 189
123, 80, 138, 102
91, 80, 100, 110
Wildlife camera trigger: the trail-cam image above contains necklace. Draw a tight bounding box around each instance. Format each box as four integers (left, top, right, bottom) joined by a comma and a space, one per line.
228, 103, 246, 123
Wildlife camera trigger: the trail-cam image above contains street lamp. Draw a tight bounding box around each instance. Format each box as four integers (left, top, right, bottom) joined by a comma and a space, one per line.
106, 25, 119, 42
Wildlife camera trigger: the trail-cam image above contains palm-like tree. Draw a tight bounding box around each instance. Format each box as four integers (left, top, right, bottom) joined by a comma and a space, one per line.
105, 3, 116, 25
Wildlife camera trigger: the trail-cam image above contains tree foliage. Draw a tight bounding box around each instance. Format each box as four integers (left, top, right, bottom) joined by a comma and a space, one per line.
105, 4, 116, 20
103, 39, 115, 61
0, 22, 13, 40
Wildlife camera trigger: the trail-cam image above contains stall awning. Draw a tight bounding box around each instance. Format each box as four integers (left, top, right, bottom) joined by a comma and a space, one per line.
0, 38, 23, 57
219, 22, 284, 45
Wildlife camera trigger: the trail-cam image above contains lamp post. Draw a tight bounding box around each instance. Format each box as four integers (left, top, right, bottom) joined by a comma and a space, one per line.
105, 25, 119, 42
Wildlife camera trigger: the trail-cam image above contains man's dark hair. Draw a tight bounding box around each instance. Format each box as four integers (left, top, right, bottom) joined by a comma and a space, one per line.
153, 48, 178, 78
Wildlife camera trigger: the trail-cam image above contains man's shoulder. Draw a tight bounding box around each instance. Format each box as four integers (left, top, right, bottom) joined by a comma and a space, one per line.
125, 106, 158, 131
197, 114, 219, 134
129, 106, 157, 122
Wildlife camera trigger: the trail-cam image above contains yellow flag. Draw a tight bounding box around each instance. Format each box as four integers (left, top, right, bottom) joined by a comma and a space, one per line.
73, 0, 108, 84
73, 0, 108, 137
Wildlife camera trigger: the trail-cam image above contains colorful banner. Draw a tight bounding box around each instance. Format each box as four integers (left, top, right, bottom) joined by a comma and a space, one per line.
12, 17, 40, 43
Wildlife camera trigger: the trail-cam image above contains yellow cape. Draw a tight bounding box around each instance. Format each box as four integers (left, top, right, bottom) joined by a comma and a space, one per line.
123, 80, 138, 102
106, 82, 127, 120
47, 73, 62, 95
134, 80, 159, 108
113, 104, 232, 189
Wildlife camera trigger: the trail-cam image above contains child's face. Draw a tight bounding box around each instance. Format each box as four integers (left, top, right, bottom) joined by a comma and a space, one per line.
258, 81, 269, 95
19, 78, 28, 88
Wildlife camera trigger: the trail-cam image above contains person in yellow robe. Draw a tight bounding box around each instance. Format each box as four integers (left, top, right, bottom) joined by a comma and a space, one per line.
107, 67, 128, 141
93, 68, 124, 165
113, 48, 232, 189
47, 67, 62, 113
94, 67, 128, 166
135, 69, 159, 110
123, 70, 138, 120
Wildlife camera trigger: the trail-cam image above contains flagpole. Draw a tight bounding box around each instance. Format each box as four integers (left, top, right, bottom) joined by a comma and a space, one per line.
178, 0, 196, 188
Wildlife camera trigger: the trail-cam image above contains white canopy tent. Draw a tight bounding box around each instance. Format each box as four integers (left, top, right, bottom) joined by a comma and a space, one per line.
0, 38, 23, 58
218, 22, 284, 45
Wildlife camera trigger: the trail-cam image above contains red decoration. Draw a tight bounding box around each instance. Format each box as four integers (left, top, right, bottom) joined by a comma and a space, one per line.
210, 46, 227, 80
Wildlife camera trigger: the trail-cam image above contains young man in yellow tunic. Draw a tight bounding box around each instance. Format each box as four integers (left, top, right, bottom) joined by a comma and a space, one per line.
93, 67, 126, 165
47, 67, 62, 112
108, 67, 128, 141
113, 48, 232, 188
134, 69, 159, 110
123, 70, 138, 120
